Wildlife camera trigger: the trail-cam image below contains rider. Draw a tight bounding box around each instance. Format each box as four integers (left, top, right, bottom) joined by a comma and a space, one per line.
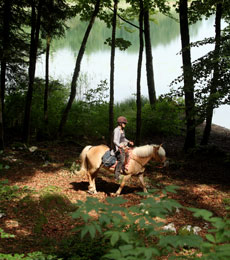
112, 116, 134, 181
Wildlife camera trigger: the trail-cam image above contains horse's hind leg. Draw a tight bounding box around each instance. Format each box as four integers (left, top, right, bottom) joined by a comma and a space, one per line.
87, 169, 99, 194
115, 174, 131, 195
87, 172, 95, 194
138, 173, 147, 193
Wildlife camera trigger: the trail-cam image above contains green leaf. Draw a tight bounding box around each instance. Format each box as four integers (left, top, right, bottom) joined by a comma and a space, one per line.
216, 244, 230, 254
104, 249, 121, 260
110, 231, 120, 246
159, 235, 203, 248
81, 226, 89, 239
120, 232, 130, 243
88, 224, 96, 239
0, 179, 9, 185
106, 196, 127, 205
189, 208, 213, 221
206, 234, 216, 243
164, 185, 180, 194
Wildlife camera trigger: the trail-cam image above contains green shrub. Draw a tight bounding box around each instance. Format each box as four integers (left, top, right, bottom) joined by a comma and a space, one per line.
57, 234, 110, 260
141, 99, 184, 137
71, 186, 230, 260
0, 179, 21, 202
66, 101, 109, 140
0, 252, 61, 260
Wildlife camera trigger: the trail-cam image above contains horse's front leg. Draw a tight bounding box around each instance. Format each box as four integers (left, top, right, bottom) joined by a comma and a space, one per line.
138, 173, 147, 193
115, 174, 131, 195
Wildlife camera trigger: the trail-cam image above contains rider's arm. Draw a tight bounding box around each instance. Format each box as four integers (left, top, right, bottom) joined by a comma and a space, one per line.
113, 127, 121, 149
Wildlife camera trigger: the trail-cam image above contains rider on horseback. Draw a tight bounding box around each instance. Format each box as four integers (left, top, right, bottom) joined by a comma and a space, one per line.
111, 116, 134, 181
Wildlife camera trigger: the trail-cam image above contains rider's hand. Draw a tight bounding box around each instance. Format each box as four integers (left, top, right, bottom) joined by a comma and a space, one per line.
129, 141, 134, 146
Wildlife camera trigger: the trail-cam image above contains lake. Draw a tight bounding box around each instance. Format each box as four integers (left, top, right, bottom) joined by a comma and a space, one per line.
36, 13, 230, 129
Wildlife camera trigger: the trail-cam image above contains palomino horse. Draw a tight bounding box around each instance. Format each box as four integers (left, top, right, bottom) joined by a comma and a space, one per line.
77, 144, 167, 195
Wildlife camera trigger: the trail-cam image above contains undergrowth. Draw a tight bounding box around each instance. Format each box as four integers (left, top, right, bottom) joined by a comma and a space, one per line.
1, 178, 230, 259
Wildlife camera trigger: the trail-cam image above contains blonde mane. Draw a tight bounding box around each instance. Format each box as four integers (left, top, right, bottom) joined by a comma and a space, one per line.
133, 144, 166, 158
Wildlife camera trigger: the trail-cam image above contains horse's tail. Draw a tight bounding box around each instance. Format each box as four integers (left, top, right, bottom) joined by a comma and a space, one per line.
77, 145, 92, 174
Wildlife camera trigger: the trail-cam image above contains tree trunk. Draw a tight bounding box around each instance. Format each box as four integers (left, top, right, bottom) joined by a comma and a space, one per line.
0, 98, 4, 150
201, 3, 222, 145
44, 35, 51, 127
0, 61, 6, 150
109, 0, 118, 146
143, 4, 156, 106
179, 0, 196, 151
22, 0, 42, 143
136, 0, 144, 146
58, 0, 100, 137
0, 0, 12, 149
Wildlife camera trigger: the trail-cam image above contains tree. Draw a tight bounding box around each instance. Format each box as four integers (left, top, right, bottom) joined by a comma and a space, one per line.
0, 0, 12, 149
119, 0, 170, 143
201, 3, 222, 145
186, 0, 230, 145
40, 0, 74, 132
136, 0, 144, 145
0, 0, 29, 148
58, 0, 101, 137
178, 0, 196, 151
22, 0, 42, 143
143, 0, 156, 106
108, 0, 118, 146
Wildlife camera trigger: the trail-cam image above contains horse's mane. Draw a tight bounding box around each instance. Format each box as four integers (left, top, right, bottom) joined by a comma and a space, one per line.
133, 144, 165, 157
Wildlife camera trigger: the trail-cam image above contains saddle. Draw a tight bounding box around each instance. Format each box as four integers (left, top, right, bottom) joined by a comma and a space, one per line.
102, 147, 131, 170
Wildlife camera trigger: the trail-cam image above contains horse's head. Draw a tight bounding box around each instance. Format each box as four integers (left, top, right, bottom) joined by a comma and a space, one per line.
152, 144, 168, 167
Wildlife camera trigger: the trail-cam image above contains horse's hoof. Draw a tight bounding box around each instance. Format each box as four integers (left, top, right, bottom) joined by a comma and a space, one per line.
87, 190, 97, 195
110, 192, 120, 197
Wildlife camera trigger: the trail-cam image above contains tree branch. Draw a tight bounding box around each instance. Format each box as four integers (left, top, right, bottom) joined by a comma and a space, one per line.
108, 6, 144, 32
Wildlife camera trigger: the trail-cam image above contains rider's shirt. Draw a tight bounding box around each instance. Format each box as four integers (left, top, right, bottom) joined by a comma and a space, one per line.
111, 126, 129, 155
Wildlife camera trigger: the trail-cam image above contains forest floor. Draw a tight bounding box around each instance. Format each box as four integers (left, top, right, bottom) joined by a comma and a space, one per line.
0, 124, 230, 258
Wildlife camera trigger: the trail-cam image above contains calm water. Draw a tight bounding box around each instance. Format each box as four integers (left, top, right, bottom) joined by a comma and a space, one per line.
36, 13, 230, 129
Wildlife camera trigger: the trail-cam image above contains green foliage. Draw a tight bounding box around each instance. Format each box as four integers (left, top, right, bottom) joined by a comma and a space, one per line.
188, 207, 230, 260
31, 79, 69, 136
141, 98, 184, 137
0, 228, 14, 239
0, 252, 61, 260
66, 101, 109, 140
83, 79, 109, 105
57, 234, 109, 260
0, 179, 24, 202
5, 78, 69, 139
71, 187, 186, 260
70, 185, 230, 260
104, 37, 132, 50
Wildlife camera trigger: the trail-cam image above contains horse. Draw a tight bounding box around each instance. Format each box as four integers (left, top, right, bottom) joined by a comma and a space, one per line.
76, 144, 167, 195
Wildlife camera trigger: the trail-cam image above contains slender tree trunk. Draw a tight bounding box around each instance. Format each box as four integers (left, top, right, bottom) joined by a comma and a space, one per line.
0, 97, 4, 150
0, 0, 12, 149
179, 0, 196, 151
44, 35, 51, 127
143, 4, 156, 106
58, 0, 100, 137
22, 0, 42, 143
0, 62, 6, 150
109, 0, 118, 146
136, 0, 144, 146
201, 3, 222, 145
